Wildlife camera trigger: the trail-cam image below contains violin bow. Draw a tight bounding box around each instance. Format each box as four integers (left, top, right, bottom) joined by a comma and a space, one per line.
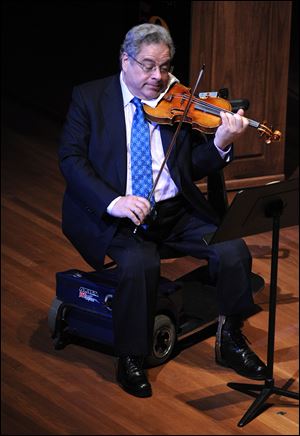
133, 65, 205, 234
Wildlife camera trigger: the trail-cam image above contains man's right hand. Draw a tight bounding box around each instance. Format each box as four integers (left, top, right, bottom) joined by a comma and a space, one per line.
109, 195, 151, 226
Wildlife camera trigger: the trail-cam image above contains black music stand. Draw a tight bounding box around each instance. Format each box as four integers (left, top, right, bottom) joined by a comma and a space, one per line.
204, 177, 299, 427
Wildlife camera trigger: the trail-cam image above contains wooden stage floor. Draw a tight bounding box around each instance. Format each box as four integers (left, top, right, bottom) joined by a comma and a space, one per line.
2, 98, 299, 435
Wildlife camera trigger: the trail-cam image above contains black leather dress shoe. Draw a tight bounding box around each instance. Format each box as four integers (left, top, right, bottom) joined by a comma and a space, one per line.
116, 356, 152, 398
215, 315, 267, 380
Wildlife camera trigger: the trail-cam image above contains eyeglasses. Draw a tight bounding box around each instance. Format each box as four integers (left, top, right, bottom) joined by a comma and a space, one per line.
127, 53, 173, 74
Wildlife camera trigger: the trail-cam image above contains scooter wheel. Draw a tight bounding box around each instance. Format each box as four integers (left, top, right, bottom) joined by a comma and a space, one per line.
146, 314, 176, 367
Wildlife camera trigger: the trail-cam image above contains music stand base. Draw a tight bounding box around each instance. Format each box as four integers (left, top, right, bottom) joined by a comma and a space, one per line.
227, 379, 299, 427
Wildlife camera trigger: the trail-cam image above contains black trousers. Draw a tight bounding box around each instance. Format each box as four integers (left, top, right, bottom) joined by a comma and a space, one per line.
107, 194, 254, 356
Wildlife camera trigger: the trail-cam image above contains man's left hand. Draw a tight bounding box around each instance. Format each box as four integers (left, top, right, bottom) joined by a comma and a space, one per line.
214, 108, 249, 150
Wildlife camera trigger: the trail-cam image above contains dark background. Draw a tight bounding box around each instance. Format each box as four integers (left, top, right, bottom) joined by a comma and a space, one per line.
1, 0, 299, 177
1, 0, 191, 119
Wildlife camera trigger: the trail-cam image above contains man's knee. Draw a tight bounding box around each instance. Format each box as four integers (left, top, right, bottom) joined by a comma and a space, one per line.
230, 239, 251, 260
211, 238, 252, 271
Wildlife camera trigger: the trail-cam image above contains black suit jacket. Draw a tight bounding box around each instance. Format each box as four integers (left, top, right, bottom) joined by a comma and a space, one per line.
59, 74, 232, 269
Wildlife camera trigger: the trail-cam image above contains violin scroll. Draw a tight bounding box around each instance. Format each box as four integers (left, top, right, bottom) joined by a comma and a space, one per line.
257, 121, 281, 144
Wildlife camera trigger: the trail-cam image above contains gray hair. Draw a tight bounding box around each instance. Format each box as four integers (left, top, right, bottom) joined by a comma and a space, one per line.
120, 23, 175, 60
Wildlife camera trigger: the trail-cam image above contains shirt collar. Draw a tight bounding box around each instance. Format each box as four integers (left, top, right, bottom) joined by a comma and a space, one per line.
120, 71, 179, 109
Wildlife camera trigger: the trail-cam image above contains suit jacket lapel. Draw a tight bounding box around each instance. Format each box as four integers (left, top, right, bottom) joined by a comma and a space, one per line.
100, 75, 127, 191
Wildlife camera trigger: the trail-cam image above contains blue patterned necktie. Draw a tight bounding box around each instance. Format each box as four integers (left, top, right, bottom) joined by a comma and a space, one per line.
130, 97, 154, 207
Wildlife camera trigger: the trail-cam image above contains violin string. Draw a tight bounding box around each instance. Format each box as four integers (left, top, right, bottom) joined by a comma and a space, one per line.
175, 93, 233, 115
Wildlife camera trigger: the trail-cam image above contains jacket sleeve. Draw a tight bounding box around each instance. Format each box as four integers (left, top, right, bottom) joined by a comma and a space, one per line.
58, 86, 121, 218
190, 131, 233, 181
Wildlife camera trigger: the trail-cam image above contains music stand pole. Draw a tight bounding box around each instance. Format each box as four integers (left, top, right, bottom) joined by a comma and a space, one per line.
227, 199, 299, 427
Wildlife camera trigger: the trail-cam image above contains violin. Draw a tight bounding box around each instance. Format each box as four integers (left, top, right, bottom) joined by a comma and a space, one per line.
143, 82, 281, 144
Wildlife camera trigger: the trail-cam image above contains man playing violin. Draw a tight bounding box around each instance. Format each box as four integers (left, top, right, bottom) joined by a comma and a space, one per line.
59, 23, 267, 398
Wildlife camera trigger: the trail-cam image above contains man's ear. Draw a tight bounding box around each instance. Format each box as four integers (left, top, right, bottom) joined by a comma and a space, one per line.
121, 53, 129, 72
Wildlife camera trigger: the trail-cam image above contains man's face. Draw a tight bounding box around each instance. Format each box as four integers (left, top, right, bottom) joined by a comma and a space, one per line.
122, 42, 171, 100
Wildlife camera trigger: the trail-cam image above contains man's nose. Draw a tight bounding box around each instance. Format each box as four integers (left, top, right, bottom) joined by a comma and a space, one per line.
151, 66, 162, 79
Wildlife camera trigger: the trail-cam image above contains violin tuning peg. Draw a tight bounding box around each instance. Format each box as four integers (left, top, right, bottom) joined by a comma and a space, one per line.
273, 130, 282, 142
